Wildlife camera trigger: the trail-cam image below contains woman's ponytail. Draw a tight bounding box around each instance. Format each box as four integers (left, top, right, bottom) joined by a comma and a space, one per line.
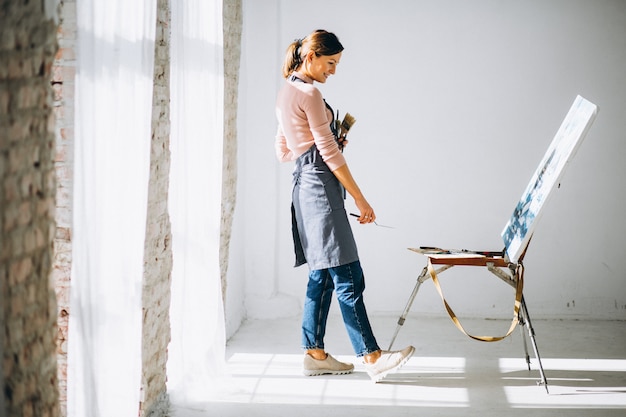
282, 39, 303, 78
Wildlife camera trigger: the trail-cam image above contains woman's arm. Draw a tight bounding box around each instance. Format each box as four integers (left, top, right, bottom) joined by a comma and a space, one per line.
332, 164, 376, 224
275, 126, 294, 162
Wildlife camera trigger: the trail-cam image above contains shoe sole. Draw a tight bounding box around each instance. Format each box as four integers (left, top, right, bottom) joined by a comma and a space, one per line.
368, 346, 415, 383
303, 368, 354, 376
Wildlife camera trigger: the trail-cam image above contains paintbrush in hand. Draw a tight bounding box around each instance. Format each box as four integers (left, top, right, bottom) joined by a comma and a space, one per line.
339, 113, 356, 138
336, 112, 356, 151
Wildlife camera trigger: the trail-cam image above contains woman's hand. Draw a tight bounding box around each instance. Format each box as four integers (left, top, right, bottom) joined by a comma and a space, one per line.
337, 135, 349, 151
354, 198, 376, 224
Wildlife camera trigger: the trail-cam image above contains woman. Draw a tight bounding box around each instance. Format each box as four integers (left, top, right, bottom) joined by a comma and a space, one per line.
275, 29, 414, 382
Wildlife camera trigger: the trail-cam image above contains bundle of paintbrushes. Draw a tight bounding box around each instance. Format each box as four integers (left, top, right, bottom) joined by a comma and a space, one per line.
334, 111, 356, 151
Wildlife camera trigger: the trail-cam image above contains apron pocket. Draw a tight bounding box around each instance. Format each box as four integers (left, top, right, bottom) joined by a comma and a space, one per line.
299, 164, 344, 213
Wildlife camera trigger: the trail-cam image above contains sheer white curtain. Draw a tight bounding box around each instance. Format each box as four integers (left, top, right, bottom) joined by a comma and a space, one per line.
68, 1, 156, 416
167, 0, 228, 405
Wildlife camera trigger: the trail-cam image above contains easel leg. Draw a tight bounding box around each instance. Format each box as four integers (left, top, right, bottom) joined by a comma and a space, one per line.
388, 267, 428, 350
518, 312, 532, 370
520, 296, 549, 393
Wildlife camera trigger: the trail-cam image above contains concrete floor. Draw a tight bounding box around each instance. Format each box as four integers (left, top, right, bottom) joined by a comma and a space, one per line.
172, 313, 626, 417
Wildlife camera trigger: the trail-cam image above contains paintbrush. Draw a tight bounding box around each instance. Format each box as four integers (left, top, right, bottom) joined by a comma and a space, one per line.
349, 212, 394, 228
339, 113, 356, 138
335, 112, 356, 152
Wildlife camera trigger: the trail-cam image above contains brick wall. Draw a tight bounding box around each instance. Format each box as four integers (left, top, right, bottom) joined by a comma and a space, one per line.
51, 1, 76, 415
221, 0, 242, 303
140, 0, 173, 415
1, 0, 61, 416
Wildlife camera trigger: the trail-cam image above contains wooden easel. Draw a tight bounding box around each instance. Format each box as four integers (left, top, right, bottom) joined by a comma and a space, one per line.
387, 243, 550, 393
387, 95, 599, 394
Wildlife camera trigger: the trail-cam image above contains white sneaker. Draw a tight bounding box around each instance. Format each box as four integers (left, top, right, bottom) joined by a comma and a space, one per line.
364, 346, 415, 382
303, 353, 355, 376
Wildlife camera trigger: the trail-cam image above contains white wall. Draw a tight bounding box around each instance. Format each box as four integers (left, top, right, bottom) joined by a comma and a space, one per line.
226, 0, 626, 336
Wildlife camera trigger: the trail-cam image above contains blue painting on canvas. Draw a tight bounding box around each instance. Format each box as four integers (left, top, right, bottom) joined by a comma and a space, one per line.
502, 95, 598, 263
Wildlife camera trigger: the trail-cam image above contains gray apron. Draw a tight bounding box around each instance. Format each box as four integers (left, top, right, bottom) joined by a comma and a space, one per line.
291, 144, 359, 270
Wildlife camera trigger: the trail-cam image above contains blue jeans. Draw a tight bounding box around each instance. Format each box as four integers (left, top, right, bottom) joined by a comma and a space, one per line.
301, 260, 380, 357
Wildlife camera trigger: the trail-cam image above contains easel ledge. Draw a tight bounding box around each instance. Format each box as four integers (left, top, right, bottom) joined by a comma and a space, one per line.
409, 247, 511, 267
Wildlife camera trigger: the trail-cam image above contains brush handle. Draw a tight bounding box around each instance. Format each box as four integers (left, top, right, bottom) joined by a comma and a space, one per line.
335, 110, 345, 152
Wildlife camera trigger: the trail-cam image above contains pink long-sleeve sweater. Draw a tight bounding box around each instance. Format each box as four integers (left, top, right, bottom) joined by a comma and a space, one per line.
275, 72, 346, 171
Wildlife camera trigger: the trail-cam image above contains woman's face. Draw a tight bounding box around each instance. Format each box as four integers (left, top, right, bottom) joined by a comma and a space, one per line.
306, 51, 342, 83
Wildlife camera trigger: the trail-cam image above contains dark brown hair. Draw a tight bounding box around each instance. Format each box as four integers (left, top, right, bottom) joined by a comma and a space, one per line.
281, 29, 344, 78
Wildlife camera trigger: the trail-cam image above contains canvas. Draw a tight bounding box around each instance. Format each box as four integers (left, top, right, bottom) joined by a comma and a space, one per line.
502, 95, 598, 263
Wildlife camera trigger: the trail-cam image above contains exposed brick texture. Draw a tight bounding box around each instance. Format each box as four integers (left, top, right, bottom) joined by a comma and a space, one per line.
51, 1, 76, 415
140, 0, 173, 415
221, 0, 243, 304
1, 0, 61, 416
